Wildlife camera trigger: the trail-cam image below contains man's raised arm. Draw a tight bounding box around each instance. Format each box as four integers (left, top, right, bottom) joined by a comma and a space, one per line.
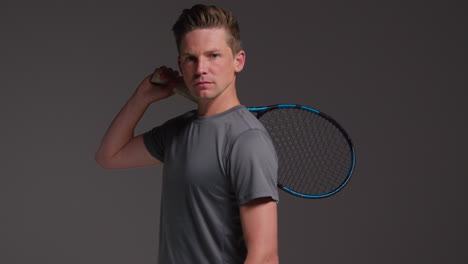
94, 68, 180, 169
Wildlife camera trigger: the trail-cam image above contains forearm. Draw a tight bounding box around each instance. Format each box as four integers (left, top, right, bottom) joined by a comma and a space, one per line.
95, 92, 150, 163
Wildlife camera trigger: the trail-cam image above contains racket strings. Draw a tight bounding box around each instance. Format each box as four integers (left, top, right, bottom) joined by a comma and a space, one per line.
259, 108, 352, 196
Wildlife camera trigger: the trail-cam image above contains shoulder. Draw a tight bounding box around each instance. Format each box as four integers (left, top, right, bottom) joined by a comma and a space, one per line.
143, 109, 197, 142
155, 109, 197, 131
168, 109, 197, 125
222, 107, 276, 156
223, 106, 269, 136
229, 128, 276, 156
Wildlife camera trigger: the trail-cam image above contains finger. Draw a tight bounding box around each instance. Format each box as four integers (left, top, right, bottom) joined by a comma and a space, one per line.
151, 68, 167, 85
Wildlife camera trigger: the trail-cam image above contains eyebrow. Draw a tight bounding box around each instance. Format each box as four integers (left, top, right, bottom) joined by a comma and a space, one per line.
181, 49, 223, 57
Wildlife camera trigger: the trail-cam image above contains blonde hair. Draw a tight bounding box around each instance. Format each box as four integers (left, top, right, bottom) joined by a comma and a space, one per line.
172, 4, 242, 54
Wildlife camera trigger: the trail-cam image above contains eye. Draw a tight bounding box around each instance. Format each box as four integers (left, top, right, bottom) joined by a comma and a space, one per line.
210, 53, 220, 58
184, 56, 197, 62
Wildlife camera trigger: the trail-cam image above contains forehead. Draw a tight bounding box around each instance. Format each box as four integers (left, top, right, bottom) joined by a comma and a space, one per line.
180, 27, 231, 54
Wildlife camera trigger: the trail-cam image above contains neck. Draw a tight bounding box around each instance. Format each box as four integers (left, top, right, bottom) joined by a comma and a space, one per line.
197, 85, 240, 117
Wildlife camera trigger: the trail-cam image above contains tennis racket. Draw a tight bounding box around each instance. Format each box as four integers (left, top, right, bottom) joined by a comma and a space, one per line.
247, 104, 355, 198
151, 67, 356, 198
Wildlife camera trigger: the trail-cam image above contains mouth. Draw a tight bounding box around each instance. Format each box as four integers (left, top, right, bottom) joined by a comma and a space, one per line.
194, 81, 213, 88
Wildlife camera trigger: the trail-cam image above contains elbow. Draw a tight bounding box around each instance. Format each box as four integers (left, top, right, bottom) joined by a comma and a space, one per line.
94, 153, 115, 170
95, 157, 109, 169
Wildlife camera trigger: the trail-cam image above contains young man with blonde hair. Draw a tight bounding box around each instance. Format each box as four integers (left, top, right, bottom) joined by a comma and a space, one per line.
96, 4, 279, 264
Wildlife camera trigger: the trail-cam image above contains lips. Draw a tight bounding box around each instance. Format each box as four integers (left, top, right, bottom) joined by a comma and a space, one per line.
194, 81, 212, 88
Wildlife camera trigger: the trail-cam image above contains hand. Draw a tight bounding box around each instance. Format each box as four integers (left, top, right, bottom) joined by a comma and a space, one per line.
134, 66, 184, 104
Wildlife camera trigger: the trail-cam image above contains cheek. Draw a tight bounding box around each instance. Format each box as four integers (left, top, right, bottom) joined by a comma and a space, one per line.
181, 64, 194, 77
214, 60, 231, 73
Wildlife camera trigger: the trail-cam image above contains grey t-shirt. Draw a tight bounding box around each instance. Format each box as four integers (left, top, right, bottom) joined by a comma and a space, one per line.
143, 105, 279, 264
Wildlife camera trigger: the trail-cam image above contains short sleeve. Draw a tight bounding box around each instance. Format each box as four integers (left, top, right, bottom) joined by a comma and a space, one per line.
228, 129, 279, 205
142, 110, 196, 163
143, 124, 168, 162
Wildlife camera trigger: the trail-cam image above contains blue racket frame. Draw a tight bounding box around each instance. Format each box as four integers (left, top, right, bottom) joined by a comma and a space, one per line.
247, 104, 356, 198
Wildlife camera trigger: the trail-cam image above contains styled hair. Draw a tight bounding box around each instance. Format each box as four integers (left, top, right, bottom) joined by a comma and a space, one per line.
172, 4, 242, 54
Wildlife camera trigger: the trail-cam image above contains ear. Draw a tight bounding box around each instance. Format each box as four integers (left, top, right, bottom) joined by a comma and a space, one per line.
233, 50, 246, 73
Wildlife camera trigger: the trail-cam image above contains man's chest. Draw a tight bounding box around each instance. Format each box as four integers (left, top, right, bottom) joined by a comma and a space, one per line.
163, 124, 232, 193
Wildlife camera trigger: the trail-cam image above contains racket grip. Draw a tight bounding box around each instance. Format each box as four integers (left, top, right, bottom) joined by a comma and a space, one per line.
151, 67, 197, 103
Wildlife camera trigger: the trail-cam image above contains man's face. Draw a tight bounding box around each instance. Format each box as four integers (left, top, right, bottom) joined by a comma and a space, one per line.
178, 27, 245, 101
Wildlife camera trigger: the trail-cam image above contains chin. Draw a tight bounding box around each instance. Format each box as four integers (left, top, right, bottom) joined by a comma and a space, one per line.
197, 89, 218, 99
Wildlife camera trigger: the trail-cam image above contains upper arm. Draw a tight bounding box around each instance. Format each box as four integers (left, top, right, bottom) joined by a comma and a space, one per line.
96, 134, 162, 169
229, 130, 279, 205
240, 197, 279, 264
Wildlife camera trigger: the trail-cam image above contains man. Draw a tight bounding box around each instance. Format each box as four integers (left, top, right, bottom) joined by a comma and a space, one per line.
95, 4, 279, 264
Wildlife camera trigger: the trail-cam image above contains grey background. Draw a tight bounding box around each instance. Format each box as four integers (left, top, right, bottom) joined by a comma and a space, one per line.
1, 0, 467, 263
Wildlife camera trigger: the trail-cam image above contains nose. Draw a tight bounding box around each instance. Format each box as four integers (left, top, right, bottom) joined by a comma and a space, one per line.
195, 57, 207, 76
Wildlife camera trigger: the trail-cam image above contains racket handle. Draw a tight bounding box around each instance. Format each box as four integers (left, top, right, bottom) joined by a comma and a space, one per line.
151, 67, 197, 103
